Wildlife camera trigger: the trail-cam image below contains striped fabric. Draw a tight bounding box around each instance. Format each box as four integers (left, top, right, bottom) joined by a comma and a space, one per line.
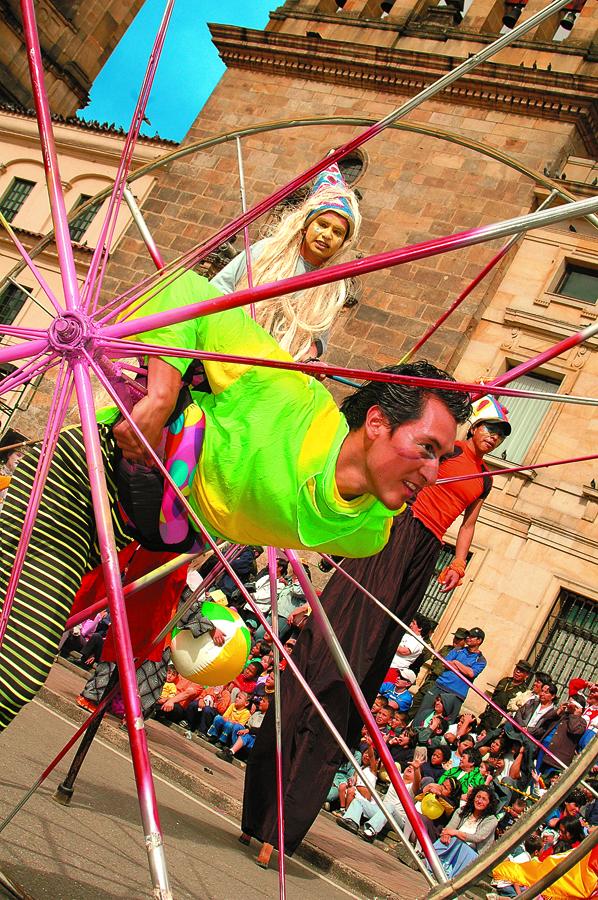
0, 425, 131, 731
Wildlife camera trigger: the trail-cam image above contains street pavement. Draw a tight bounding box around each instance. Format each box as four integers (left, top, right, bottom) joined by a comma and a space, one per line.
0, 662, 430, 899
0, 700, 361, 899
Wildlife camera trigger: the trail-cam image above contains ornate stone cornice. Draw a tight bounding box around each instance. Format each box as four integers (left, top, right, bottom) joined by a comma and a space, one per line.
503, 307, 598, 349
209, 24, 598, 154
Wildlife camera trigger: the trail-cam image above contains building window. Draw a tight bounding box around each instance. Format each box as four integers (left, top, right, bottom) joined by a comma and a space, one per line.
555, 264, 598, 305
69, 194, 102, 242
0, 178, 35, 223
338, 150, 365, 186
0, 282, 28, 326
418, 546, 457, 628
490, 372, 561, 465
530, 589, 598, 695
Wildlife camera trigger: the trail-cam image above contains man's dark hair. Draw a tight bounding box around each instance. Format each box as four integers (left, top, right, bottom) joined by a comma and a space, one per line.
462, 748, 482, 768
535, 671, 551, 684
340, 361, 472, 431
543, 682, 558, 698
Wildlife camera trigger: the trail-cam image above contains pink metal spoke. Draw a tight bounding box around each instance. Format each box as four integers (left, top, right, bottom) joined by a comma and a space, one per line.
285, 549, 447, 883
99, 336, 597, 407
438, 452, 598, 485
20, 0, 79, 313
88, 350, 434, 880
0, 212, 64, 314
0, 351, 58, 398
267, 546, 286, 896
0, 337, 49, 366
71, 357, 171, 897
0, 360, 73, 651
94, 0, 571, 327
97, 192, 598, 335
0, 325, 47, 339
82, 0, 175, 314
318, 554, 592, 783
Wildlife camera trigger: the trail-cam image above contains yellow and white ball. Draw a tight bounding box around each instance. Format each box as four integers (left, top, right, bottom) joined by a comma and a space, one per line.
170, 600, 251, 686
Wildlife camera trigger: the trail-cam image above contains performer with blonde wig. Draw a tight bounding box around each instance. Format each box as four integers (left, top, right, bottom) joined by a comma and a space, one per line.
211, 162, 361, 360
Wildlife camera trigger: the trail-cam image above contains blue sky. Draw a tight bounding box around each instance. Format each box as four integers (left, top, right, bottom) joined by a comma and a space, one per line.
79, 0, 279, 142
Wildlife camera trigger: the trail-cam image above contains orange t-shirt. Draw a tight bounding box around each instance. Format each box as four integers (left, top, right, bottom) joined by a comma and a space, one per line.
411, 441, 491, 542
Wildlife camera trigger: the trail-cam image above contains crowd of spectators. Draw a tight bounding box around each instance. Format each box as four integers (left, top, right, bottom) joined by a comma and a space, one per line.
330, 620, 597, 888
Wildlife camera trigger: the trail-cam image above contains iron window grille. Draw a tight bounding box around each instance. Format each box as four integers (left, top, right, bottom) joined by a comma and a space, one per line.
530, 588, 598, 696
0, 282, 28, 326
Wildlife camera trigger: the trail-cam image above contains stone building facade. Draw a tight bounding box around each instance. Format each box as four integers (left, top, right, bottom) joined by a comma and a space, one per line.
0, 0, 144, 115
97, 0, 597, 701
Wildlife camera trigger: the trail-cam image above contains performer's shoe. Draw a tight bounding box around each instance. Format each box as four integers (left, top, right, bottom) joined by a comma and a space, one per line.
336, 817, 359, 834
76, 695, 97, 713
255, 842, 273, 868
238, 833, 251, 846
216, 747, 233, 762
323, 801, 331, 811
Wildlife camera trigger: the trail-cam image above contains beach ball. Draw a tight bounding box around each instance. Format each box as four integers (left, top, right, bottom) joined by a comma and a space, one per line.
170, 600, 251, 686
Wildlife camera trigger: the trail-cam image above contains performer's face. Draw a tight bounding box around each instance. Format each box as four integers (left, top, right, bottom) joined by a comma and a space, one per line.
301, 211, 349, 264
362, 396, 456, 508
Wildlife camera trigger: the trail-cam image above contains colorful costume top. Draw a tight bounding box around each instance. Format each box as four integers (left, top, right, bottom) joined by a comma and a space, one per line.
128, 270, 399, 557
411, 440, 491, 542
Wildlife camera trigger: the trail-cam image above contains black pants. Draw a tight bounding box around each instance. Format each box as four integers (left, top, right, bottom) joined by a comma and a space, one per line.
242, 510, 441, 855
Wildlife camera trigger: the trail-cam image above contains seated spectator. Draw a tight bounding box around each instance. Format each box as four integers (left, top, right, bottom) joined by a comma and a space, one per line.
242, 558, 290, 629
207, 691, 251, 746
433, 785, 499, 876
233, 662, 263, 695
379, 668, 416, 714
154, 664, 203, 726
217, 696, 270, 762
417, 713, 450, 750
62, 609, 110, 668
335, 747, 380, 832
184, 683, 232, 737
371, 694, 388, 714
417, 776, 462, 843
495, 796, 528, 837
537, 693, 587, 774
546, 789, 586, 829
538, 815, 585, 860
362, 760, 424, 842
417, 694, 449, 730
439, 748, 486, 795
387, 726, 417, 768
513, 681, 558, 737
323, 752, 363, 812
389, 707, 409, 732
447, 734, 476, 768
421, 745, 452, 782
444, 711, 479, 745
253, 563, 311, 642
250, 671, 275, 708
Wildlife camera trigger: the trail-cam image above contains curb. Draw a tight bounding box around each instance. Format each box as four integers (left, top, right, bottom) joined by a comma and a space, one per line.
38, 682, 407, 900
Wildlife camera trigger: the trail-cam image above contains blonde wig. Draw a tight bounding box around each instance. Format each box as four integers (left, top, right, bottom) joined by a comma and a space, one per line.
236, 183, 362, 359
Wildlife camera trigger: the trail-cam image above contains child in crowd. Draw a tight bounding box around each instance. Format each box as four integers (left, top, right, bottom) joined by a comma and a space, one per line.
207, 692, 251, 747
217, 696, 270, 762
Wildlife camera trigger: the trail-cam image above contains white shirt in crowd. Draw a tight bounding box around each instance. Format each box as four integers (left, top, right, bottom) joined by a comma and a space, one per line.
528, 702, 554, 730
391, 632, 424, 668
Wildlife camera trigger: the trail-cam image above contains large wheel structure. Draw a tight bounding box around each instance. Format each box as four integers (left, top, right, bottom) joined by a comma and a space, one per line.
0, 1, 597, 897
